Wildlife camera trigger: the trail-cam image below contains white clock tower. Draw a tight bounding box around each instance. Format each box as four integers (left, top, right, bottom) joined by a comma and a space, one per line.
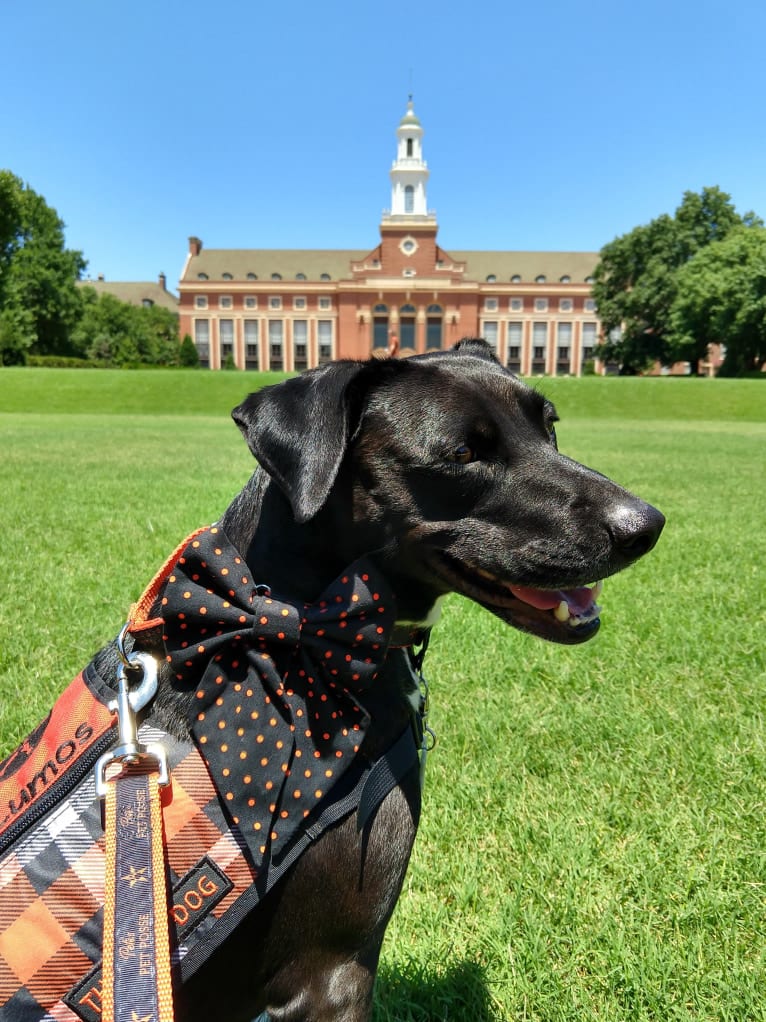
383, 98, 435, 224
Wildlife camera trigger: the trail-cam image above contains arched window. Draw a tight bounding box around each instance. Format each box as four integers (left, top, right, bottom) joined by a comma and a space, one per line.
510, 274, 521, 283
404, 185, 414, 214
486, 274, 496, 283
373, 304, 389, 350
246, 272, 258, 280
426, 305, 442, 350
400, 304, 416, 350
197, 272, 209, 280
535, 274, 547, 284
271, 272, 282, 281
560, 275, 571, 284
222, 272, 233, 280
320, 273, 331, 281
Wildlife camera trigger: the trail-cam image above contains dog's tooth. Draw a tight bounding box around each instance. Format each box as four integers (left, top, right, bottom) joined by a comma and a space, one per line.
476, 567, 497, 582
554, 600, 570, 622
591, 580, 604, 599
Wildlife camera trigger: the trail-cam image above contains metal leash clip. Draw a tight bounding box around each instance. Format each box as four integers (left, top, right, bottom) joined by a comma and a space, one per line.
94, 651, 170, 798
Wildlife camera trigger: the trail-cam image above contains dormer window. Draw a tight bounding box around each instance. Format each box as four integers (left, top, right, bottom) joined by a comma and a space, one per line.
511, 274, 521, 283
535, 274, 547, 284
222, 272, 233, 280
271, 273, 282, 281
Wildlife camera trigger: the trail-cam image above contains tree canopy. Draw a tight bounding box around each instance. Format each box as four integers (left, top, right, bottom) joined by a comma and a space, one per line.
592, 187, 762, 373
71, 288, 180, 366
0, 170, 86, 364
671, 226, 766, 375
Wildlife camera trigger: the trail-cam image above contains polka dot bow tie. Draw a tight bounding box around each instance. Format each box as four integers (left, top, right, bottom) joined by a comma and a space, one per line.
160, 526, 396, 870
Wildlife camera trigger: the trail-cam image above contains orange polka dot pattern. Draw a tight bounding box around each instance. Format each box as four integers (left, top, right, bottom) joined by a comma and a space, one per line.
161, 526, 396, 869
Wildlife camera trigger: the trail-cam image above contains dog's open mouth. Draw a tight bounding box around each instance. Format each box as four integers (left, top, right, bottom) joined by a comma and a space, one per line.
434, 553, 603, 644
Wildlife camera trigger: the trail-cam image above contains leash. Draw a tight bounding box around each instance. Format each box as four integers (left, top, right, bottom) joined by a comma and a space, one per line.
95, 643, 174, 1022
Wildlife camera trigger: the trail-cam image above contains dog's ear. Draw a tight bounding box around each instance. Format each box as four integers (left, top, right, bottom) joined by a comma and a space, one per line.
453, 337, 500, 363
232, 360, 373, 523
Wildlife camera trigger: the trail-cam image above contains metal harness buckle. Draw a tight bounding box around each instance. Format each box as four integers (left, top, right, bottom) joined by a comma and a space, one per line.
94, 651, 169, 798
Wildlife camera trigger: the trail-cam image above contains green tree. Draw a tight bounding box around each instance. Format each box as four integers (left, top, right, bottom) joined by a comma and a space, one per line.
72, 288, 179, 365
179, 333, 200, 367
670, 226, 766, 376
592, 187, 761, 373
0, 171, 86, 363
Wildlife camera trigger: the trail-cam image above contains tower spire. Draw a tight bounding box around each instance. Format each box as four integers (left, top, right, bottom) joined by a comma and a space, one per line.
382, 98, 435, 224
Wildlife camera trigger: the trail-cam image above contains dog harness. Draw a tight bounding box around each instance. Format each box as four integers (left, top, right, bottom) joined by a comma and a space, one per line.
0, 527, 425, 1021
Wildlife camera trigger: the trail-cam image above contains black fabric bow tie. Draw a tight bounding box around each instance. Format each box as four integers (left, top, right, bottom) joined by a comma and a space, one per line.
160, 526, 396, 870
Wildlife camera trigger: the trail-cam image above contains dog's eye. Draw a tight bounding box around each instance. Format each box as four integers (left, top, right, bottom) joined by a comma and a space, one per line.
451, 445, 475, 464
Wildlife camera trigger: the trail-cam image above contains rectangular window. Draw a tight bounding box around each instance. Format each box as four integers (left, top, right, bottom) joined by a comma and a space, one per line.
532, 322, 547, 373
220, 296, 233, 310
219, 319, 234, 364
318, 320, 333, 364
244, 296, 257, 310
269, 296, 282, 310
373, 317, 389, 350
559, 298, 573, 312
507, 322, 522, 372
269, 320, 283, 370
482, 321, 498, 351
426, 316, 442, 350
194, 319, 209, 367
484, 298, 498, 312
318, 297, 331, 311
584, 299, 596, 313
293, 297, 306, 310
510, 298, 523, 312
194, 295, 208, 310
582, 322, 597, 365
534, 298, 548, 313
399, 318, 416, 350
244, 320, 259, 368
293, 319, 308, 370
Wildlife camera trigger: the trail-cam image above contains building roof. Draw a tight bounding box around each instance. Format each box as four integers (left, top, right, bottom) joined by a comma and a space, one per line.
78, 277, 179, 311
180, 246, 599, 286
452, 250, 599, 284
180, 248, 369, 284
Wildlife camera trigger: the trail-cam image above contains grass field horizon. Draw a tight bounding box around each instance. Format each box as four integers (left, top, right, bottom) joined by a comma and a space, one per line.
1, 368, 765, 1020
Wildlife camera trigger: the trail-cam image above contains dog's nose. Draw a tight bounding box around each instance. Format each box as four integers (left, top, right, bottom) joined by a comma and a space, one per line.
606, 500, 665, 565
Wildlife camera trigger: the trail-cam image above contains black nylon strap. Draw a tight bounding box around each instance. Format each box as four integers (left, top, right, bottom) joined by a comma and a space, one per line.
356, 725, 419, 833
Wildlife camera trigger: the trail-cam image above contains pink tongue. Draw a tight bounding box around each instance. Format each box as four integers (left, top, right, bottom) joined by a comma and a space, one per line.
510, 585, 595, 615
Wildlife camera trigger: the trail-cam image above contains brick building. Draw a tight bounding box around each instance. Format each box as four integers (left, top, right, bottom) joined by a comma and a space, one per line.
179, 101, 601, 375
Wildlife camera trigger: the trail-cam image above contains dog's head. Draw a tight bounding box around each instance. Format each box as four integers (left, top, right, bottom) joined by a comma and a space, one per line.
232, 340, 664, 645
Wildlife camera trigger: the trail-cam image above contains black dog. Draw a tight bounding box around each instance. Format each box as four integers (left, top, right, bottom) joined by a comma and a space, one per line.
11, 339, 664, 1022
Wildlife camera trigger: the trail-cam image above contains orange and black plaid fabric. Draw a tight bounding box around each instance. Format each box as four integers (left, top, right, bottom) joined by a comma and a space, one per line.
0, 664, 264, 1022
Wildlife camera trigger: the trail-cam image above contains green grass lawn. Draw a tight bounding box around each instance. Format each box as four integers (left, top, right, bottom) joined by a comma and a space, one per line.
1, 369, 765, 1020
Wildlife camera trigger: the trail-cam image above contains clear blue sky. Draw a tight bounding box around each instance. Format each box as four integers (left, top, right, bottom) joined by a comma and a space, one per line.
3, 0, 765, 289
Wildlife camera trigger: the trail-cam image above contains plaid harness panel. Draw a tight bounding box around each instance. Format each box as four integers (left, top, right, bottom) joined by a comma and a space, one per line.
0, 670, 261, 1022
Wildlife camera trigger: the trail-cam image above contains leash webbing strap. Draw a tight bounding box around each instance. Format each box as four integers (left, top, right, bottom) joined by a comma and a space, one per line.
102, 768, 174, 1022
